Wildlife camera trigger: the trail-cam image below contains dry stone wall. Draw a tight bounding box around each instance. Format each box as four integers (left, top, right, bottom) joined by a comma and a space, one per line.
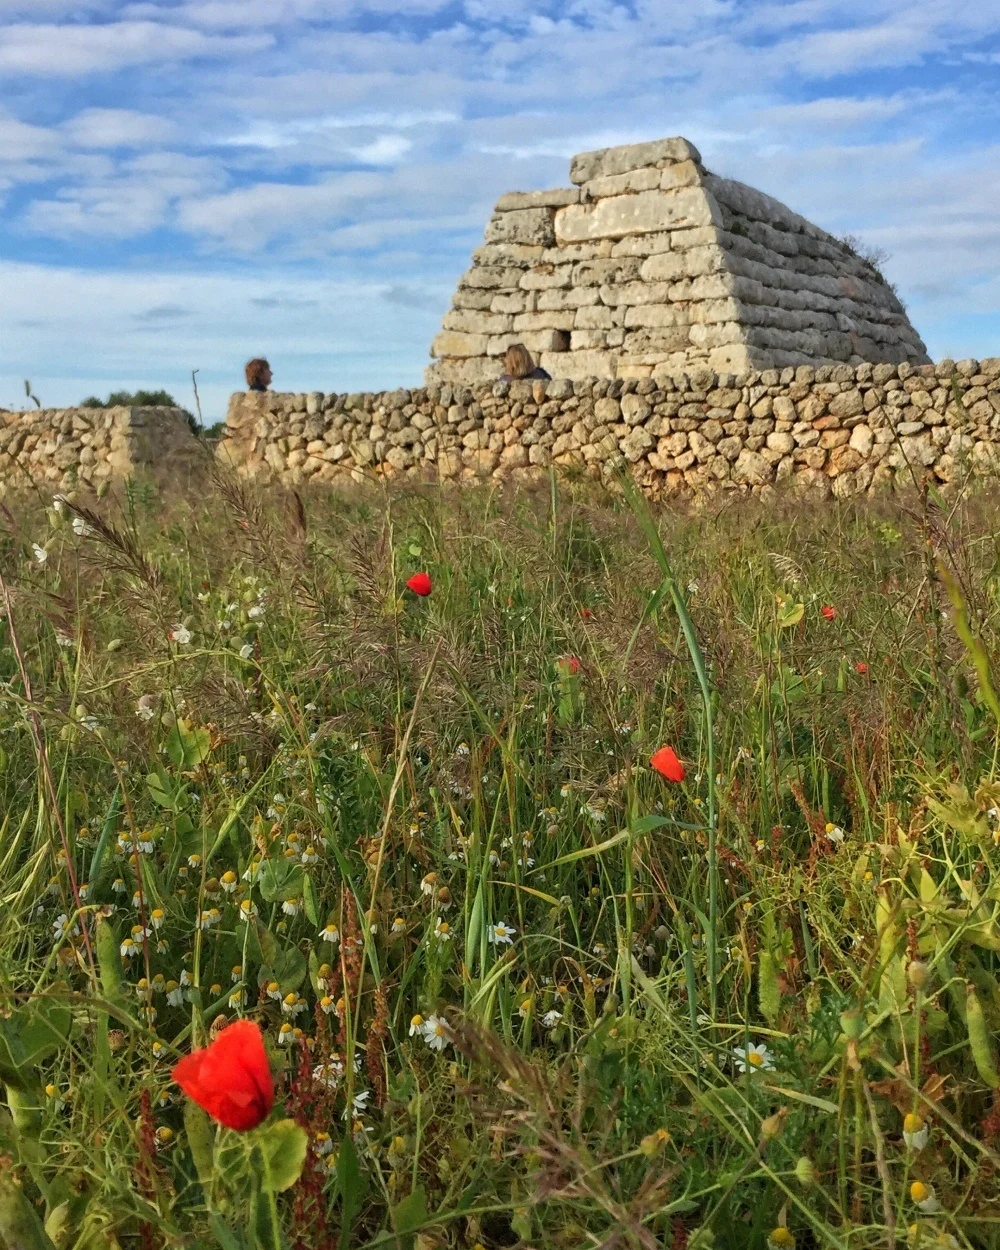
217, 357, 1000, 500
427, 136, 929, 386
0, 406, 204, 490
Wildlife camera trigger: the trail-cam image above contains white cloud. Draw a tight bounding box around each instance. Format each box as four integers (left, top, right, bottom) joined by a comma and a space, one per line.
349, 135, 412, 165
0, 21, 273, 75
0, 259, 449, 419
23, 152, 225, 238
62, 108, 179, 148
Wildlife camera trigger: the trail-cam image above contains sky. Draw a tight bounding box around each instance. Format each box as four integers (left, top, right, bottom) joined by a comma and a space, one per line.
1, 0, 999, 424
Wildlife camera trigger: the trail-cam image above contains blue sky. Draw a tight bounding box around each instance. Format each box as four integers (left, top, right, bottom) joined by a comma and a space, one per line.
2, 0, 998, 423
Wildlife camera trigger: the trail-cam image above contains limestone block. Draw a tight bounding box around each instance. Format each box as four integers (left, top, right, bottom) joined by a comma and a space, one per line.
569, 137, 702, 184
732, 448, 774, 485
495, 188, 580, 211
461, 266, 524, 290
621, 426, 654, 461
555, 187, 721, 244
491, 292, 535, 314
536, 287, 601, 310
575, 305, 616, 329
571, 330, 608, 350
639, 252, 688, 282
600, 281, 675, 307
520, 265, 574, 290
431, 331, 489, 359
442, 310, 513, 335
610, 231, 674, 258
583, 167, 662, 198
512, 311, 576, 332
484, 209, 556, 247
540, 349, 619, 380
622, 305, 689, 328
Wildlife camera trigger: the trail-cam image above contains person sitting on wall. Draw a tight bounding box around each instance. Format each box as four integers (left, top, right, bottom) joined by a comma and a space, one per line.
497, 342, 551, 383
245, 358, 272, 392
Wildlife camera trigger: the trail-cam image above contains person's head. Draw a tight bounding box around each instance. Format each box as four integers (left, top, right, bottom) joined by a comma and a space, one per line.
245, 358, 272, 389
503, 342, 535, 380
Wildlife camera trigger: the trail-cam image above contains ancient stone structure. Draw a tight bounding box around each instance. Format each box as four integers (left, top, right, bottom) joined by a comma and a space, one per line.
0, 406, 204, 490
217, 357, 1000, 499
427, 137, 929, 387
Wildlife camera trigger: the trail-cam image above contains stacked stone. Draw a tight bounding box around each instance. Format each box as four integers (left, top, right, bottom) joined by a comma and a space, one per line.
218, 357, 1000, 500
0, 406, 203, 489
427, 136, 929, 387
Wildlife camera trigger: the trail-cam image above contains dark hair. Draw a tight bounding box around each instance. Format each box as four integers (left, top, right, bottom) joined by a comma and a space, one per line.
245, 358, 271, 388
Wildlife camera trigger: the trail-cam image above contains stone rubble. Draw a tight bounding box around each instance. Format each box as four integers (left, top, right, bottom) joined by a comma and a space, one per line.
427, 136, 929, 387
0, 406, 204, 489
218, 357, 1000, 500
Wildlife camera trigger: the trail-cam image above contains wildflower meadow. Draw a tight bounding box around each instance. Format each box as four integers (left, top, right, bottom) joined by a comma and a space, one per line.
3, 469, 1000, 1250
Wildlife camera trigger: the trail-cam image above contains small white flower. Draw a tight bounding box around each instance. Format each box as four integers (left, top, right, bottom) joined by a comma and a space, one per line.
911, 1181, 941, 1213
248, 604, 265, 619
277, 1023, 295, 1047
541, 1010, 563, 1028
903, 1113, 930, 1151
422, 1015, 451, 1051
489, 920, 516, 946
433, 918, 451, 942
120, 938, 137, 959
32, 543, 48, 564
165, 981, 183, 1006
825, 823, 846, 845
239, 643, 254, 659
169, 624, 192, 645
55, 632, 74, 648
52, 495, 68, 514
136, 695, 157, 722
319, 923, 340, 944
409, 1013, 425, 1037
281, 898, 300, 917
733, 1042, 774, 1073
72, 517, 92, 537
238, 899, 258, 921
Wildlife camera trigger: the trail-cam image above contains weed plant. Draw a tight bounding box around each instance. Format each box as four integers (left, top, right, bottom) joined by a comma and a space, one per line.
2, 472, 1000, 1249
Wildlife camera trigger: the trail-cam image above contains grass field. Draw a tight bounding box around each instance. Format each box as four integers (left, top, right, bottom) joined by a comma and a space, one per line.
3, 469, 1000, 1250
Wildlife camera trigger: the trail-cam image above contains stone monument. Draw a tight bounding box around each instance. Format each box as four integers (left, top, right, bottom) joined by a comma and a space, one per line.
427, 137, 929, 386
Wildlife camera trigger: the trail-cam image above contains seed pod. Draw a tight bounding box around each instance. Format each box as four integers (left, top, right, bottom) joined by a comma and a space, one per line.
907, 960, 931, 989
966, 984, 1000, 1087
794, 1156, 816, 1185
758, 950, 781, 1026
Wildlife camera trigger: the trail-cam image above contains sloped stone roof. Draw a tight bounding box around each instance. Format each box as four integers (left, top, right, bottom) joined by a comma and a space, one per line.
427, 136, 929, 386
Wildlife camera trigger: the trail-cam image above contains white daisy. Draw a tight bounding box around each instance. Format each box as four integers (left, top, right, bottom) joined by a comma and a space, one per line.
422, 1015, 451, 1051
489, 920, 516, 946
733, 1042, 774, 1073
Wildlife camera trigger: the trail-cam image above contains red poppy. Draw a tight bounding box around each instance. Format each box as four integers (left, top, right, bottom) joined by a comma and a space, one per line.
579, 607, 592, 620
406, 572, 432, 597
172, 1019, 274, 1131
821, 605, 837, 621
556, 655, 581, 676
854, 661, 869, 675
650, 746, 686, 782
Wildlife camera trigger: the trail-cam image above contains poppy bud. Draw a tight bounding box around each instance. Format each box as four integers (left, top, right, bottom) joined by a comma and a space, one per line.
406, 572, 432, 597
821, 605, 837, 621
650, 746, 685, 783
172, 1019, 274, 1131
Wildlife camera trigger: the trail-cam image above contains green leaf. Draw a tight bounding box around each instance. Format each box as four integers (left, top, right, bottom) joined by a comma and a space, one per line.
257, 859, 303, 903
336, 1132, 367, 1250
257, 1119, 308, 1193
165, 718, 212, 770
184, 1100, 216, 1192
777, 600, 805, 628
392, 1186, 427, 1239
273, 945, 307, 994
302, 874, 319, 926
